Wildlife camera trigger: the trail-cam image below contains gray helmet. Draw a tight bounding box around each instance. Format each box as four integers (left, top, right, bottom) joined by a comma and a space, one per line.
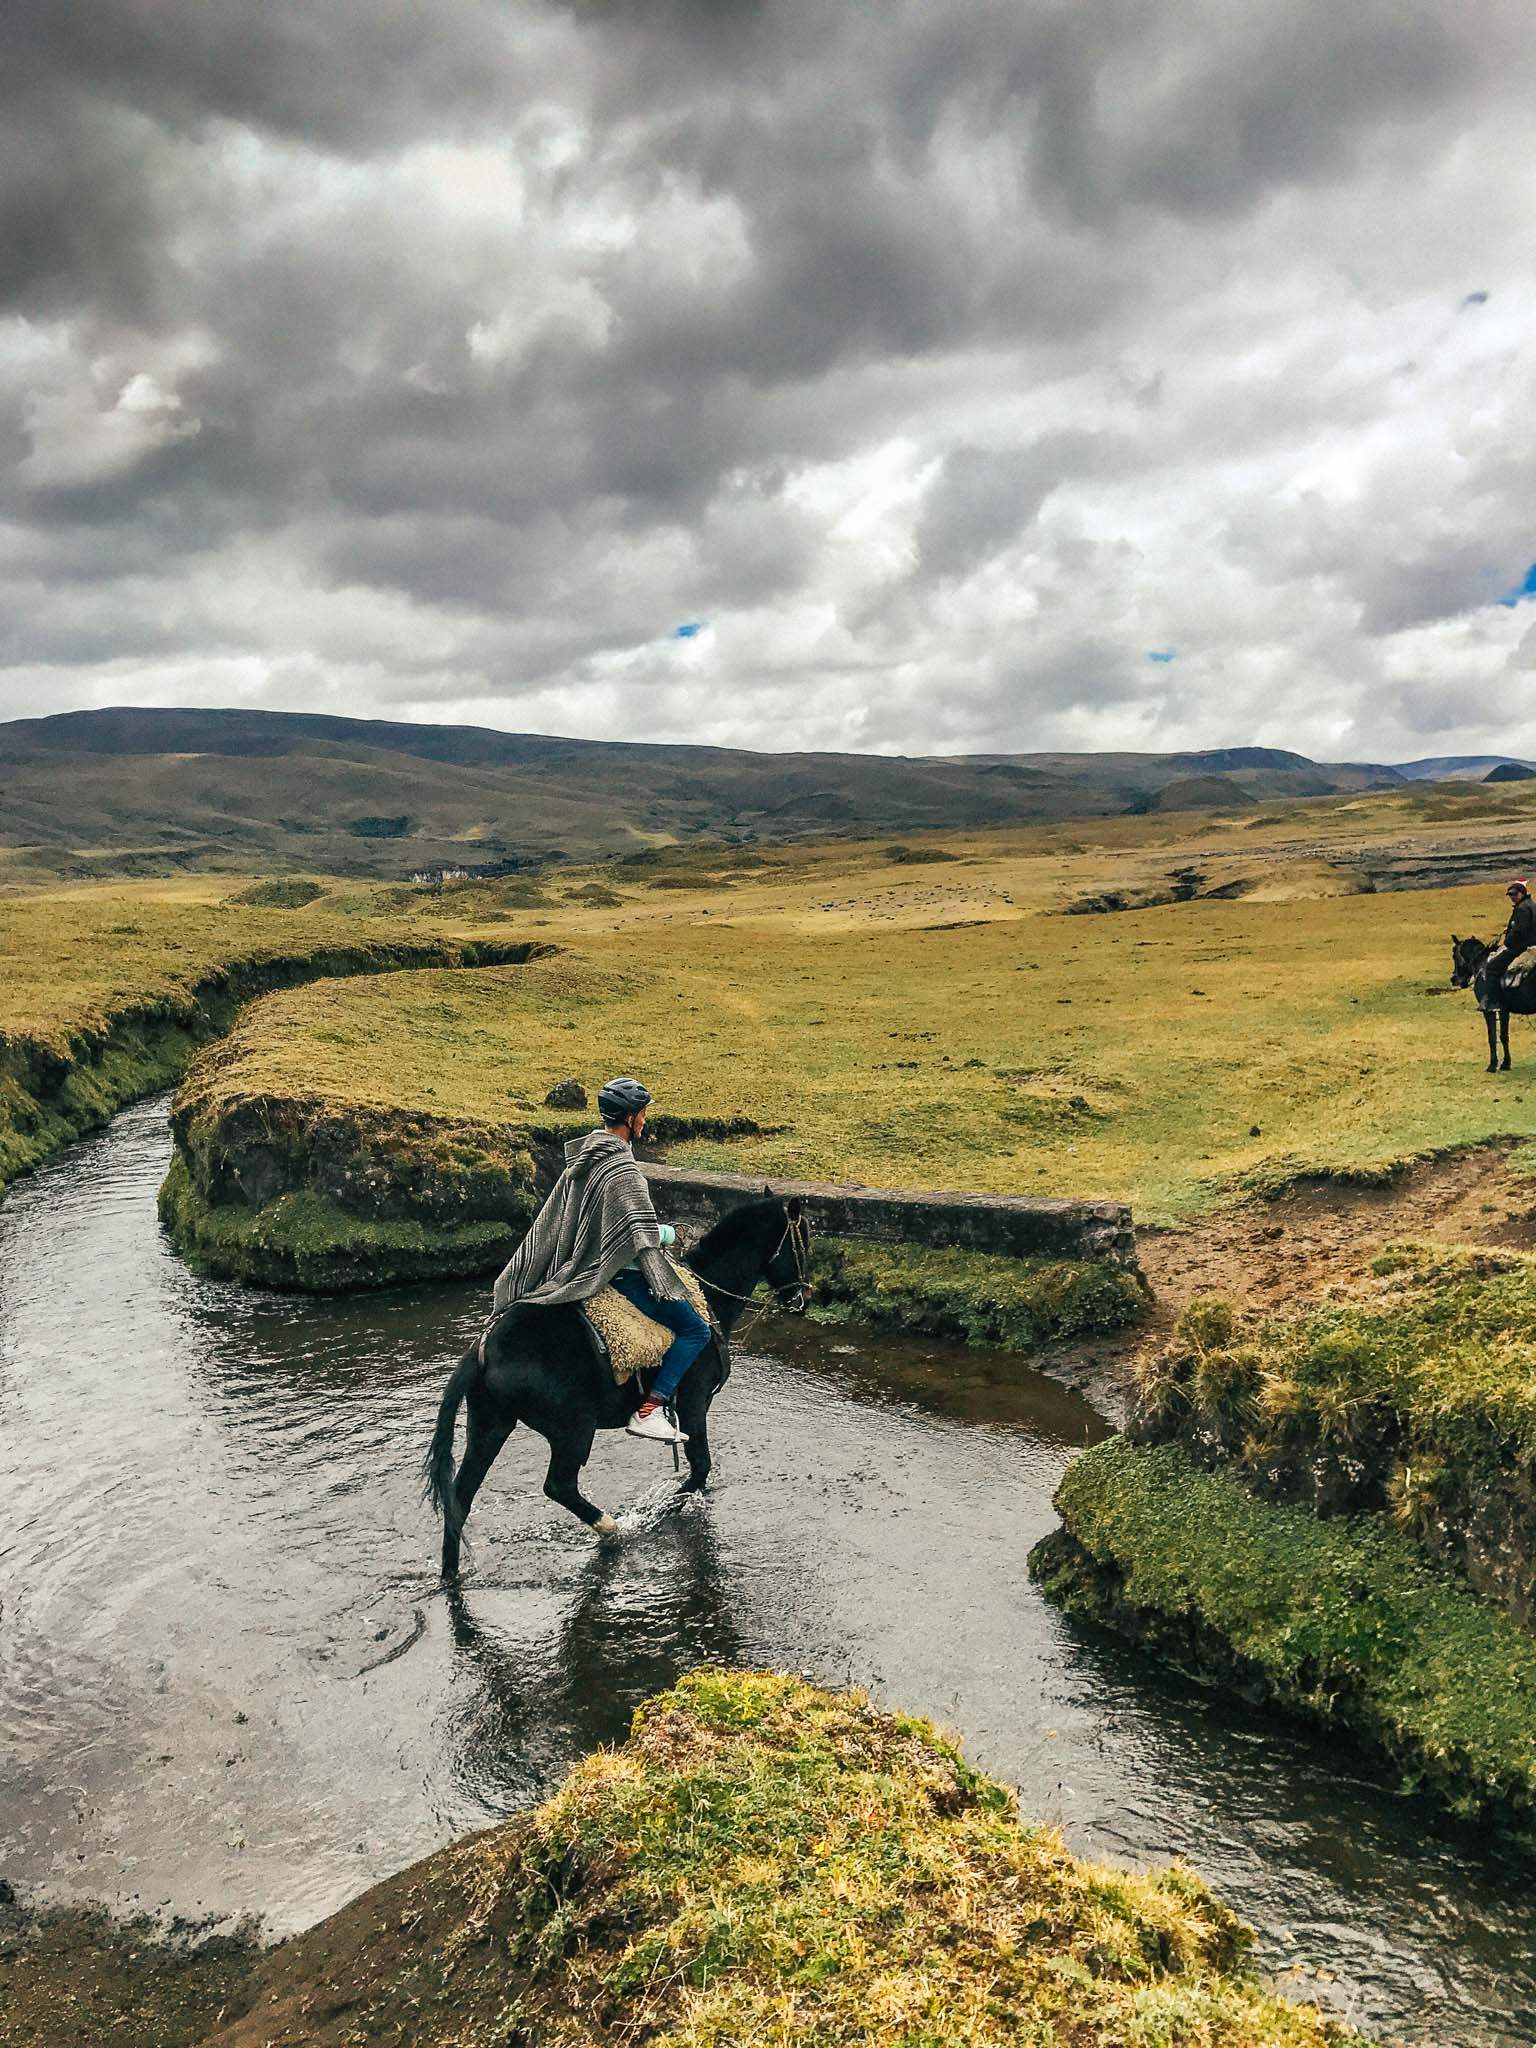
598, 1076, 652, 1123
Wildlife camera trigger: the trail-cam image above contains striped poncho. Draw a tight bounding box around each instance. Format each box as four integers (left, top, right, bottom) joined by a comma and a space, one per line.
491, 1130, 686, 1312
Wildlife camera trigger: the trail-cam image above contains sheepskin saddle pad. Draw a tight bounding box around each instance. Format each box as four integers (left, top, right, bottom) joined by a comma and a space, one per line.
581, 1259, 711, 1385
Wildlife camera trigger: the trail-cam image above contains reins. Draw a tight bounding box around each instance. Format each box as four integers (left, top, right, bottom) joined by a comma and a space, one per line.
695, 1210, 813, 1338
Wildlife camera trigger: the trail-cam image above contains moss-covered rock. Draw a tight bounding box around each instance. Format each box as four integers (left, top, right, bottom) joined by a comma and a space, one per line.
810, 1237, 1149, 1350
1031, 1437, 1536, 1835
206, 1669, 1370, 2047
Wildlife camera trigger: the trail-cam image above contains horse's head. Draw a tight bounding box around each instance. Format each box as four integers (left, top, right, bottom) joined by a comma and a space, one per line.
762, 1193, 812, 1314
1451, 933, 1492, 989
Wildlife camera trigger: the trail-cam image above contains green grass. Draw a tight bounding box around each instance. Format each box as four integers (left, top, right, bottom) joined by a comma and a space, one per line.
810, 1240, 1148, 1349
8, 830, 1536, 1243
1033, 1438, 1536, 1831
0, 878, 544, 1196
427, 1668, 1369, 2046
1143, 1251, 1536, 1469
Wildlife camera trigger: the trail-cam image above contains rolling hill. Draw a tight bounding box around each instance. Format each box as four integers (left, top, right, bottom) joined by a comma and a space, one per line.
0, 705, 1410, 879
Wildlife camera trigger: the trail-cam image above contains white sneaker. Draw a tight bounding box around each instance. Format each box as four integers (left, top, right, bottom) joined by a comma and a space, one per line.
626, 1405, 689, 1444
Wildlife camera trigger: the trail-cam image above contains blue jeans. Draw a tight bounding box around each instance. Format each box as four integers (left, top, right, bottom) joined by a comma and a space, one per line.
610, 1269, 711, 1403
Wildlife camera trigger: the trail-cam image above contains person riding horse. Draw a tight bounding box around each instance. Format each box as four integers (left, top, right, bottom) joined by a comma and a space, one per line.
489, 1076, 710, 1446
1481, 880, 1536, 1005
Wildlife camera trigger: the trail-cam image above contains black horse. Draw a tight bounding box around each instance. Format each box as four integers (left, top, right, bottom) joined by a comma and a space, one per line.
424, 1196, 810, 1576
1450, 934, 1536, 1071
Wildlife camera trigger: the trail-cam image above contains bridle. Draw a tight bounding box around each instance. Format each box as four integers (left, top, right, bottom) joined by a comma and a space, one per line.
698, 1206, 814, 1329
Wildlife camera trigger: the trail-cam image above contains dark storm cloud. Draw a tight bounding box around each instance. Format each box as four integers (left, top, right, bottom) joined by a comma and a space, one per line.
916, 436, 1106, 579
1, 0, 1532, 753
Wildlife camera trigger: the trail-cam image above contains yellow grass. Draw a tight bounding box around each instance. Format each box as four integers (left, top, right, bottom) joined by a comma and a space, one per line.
142, 834, 1536, 1227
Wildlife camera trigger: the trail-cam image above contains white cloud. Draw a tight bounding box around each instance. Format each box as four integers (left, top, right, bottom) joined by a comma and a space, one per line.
2, 0, 1534, 762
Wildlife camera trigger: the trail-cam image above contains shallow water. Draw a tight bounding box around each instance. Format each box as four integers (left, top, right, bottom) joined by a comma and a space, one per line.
1, 1099, 1532, 2042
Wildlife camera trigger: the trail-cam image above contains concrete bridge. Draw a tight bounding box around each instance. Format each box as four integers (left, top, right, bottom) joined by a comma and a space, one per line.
641, 1163, 1137, 1268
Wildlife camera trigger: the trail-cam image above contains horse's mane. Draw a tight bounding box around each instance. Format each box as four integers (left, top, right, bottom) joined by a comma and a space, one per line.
689, 1197, 782, 1267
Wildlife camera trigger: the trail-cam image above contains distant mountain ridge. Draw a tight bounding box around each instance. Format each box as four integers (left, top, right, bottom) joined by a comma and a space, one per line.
1394, 755, 1536, 782
0, 704, 1506, 881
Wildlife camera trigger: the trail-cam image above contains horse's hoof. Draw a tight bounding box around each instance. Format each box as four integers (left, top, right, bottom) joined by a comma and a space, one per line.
593, 1514, 621, 1542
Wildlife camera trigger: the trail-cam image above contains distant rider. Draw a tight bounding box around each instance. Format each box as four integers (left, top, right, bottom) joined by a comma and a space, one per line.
1482, 880, 1536, 1002
489, 1076, 712, 1445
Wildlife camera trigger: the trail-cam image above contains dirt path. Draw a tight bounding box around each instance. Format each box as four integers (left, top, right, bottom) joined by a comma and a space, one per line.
1044, 1138, 1536, 1417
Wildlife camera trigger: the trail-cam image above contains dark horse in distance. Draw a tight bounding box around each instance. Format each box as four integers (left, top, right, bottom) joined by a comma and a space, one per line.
424, 1195, 810, 1576
1451, 935, 1536, 1071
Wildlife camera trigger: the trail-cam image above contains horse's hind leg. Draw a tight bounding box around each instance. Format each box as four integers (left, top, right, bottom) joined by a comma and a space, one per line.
1487, 1008, 1500, 1072
442, 1410, 514, 1579
1503, 1009, 1512, 1071
542, 1425, 616, 1539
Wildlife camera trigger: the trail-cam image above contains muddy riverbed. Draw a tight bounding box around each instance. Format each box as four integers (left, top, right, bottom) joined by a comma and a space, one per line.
2, 1099, 1533, 2043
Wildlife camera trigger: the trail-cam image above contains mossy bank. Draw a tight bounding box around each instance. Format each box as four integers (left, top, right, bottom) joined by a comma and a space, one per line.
1135, 1250, 1536, 1623
5, 1670, 1366, 2048
1030, 1251, 1536, 1832
1032, 1436, 1536, 1835
155, 952, 1146, 1339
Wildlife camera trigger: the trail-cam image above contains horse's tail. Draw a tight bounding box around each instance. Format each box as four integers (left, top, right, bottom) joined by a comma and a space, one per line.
422, 1348, 482, 1537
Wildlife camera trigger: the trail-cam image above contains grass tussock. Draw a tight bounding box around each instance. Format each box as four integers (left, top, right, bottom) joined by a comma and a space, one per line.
1135, 1253, 1536, 1616
227, 878, 329, 909
1033, 1439, 1536, 1833
407, 1669, 1368, 2047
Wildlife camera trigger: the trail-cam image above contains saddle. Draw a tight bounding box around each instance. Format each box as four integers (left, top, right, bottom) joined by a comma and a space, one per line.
475, 1257, 726, 1389
1502, 946, 1536, 996
580, 1258, 720, 1387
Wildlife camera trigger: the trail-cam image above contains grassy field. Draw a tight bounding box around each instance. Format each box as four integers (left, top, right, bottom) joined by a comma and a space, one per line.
162, 846, 1536, 1229
0, 877, 539, 1192
7, 797, 1536, 1229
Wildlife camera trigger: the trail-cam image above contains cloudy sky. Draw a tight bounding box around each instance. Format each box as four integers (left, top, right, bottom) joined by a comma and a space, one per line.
2, 0, 1533, 762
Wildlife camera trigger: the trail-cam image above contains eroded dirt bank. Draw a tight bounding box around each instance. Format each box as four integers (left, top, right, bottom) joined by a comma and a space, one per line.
1038, 1137, 1536, 1417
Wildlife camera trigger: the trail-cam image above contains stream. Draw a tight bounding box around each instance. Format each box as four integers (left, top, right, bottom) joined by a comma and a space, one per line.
1, 1098, 1532, 2042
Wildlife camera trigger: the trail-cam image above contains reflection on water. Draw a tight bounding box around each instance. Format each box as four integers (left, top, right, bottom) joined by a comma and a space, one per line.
0, 1098, 1532, 2042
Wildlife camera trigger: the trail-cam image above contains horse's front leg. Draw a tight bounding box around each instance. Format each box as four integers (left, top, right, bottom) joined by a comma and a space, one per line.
542, 1424, 617, 1539
675, 1381, 713, 1493
1487, 1006, 1500, 1072
1503, 1008, 1513, 1071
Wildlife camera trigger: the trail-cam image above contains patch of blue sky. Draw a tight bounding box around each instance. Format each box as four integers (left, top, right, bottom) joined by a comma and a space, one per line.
1146, 648, 1178, 663
672, 621, 705, 639
1498, 565, 1536, 608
